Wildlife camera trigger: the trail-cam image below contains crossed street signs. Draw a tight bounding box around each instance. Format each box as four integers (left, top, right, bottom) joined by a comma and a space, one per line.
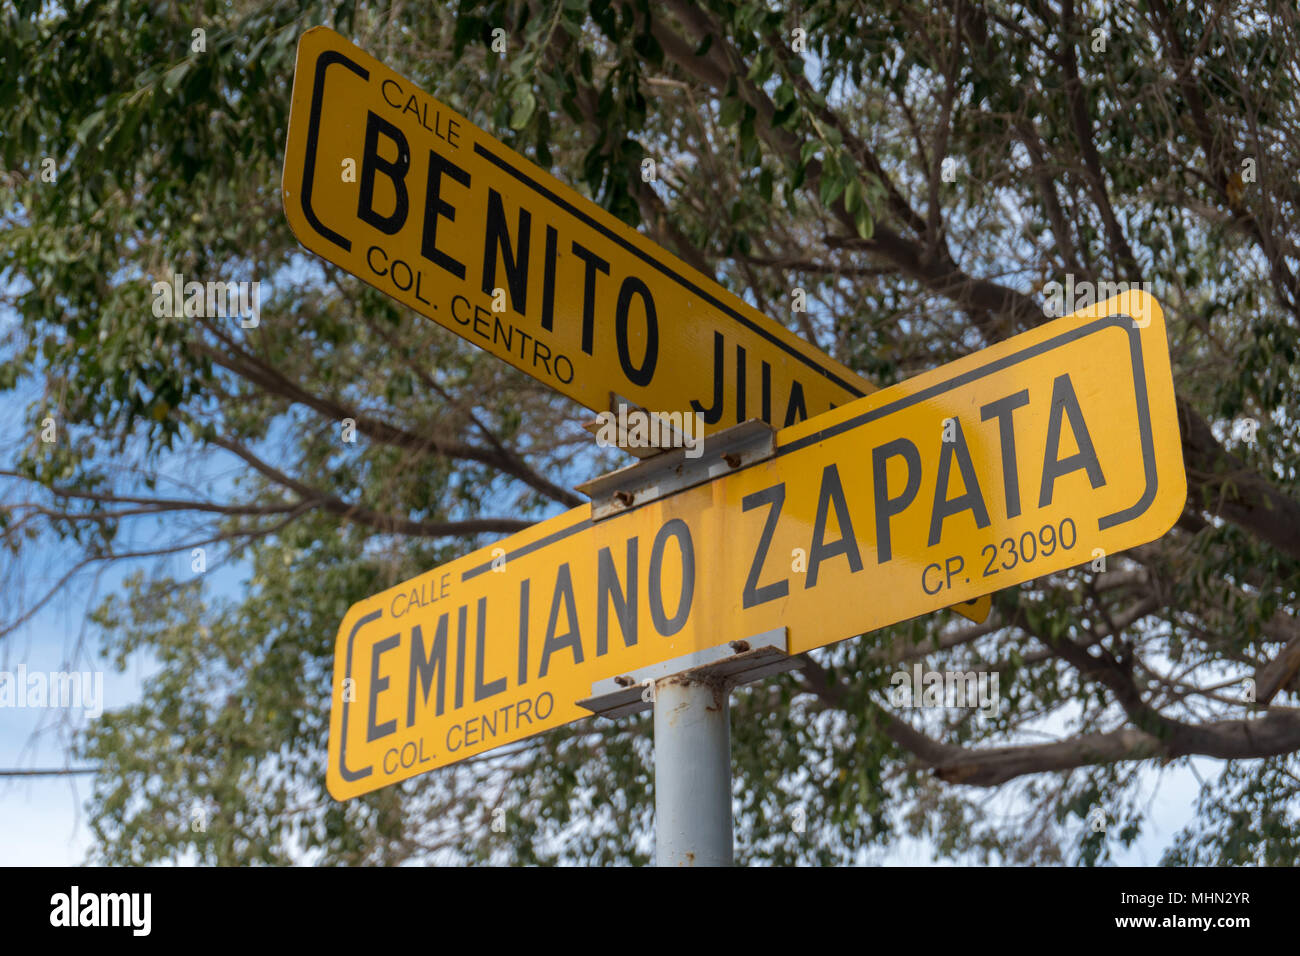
281, 28, 1185, 804
282, 25, 992, 630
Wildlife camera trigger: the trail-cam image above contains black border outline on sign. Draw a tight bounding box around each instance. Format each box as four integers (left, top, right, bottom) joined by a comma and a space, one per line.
778, 313, 1159, 530
338, 608, 382, 783
335, 311, 1159, 788
468, 140, 869, 399
293, 32, 867, 405
298, 47, 369, 252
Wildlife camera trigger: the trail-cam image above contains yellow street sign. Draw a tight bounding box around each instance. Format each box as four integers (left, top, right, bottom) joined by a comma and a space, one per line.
282, 25, 992, 627
283, 26, 869, 432
327, 291, 1186, 799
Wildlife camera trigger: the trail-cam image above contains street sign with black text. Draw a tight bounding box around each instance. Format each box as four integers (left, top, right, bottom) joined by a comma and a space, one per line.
283, 26, 870, 433
327, 291, 1186, 800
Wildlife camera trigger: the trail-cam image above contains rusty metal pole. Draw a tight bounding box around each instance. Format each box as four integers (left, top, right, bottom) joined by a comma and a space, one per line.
653, 674, 733, 866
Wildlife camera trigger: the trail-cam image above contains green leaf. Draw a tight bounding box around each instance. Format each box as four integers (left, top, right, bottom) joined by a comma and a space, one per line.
747, 48, 773, 83
75, 109, 105, 145
509, 88, 537, 130
773, 100, 799, 129
633, 32, 663, 66
820, 169, 846, 207
844, 176, 862, 213
719, 96, 745, 127
853, 204, 874, 239
162, 60, 191, 96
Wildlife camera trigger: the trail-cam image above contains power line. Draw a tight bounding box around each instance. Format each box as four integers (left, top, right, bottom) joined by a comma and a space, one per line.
0, 767, 99, 776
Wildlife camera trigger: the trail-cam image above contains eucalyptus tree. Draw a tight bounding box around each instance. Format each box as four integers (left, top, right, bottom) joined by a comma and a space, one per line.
1, 0, 1297, 864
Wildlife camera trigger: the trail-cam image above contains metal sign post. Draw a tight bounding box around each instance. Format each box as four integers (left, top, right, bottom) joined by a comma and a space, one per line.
654, 674, 732, 867
579, 628, 802, 865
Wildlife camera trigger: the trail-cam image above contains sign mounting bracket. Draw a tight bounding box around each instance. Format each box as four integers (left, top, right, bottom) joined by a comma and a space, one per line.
576, 627, 803, 867
575, 627, 802, 720
576, 418, 776, 521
